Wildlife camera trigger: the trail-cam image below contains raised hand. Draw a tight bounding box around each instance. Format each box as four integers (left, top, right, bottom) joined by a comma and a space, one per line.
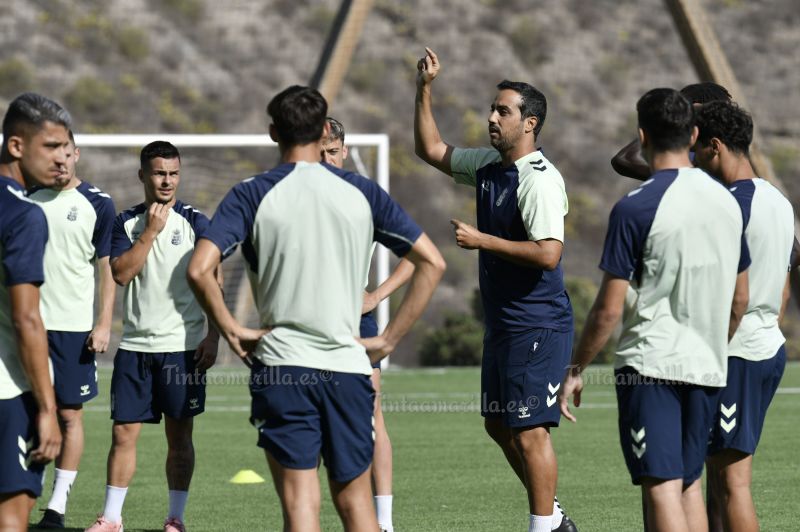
145, 202, 170, 235
416, 47, 441, 87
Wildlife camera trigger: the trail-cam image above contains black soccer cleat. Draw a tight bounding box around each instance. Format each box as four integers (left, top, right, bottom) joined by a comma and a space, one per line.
554, 515, 578, 532
34, 508, 65, 529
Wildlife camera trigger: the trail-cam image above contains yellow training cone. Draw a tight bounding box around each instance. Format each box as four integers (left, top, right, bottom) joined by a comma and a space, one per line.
229, 469, 265, 484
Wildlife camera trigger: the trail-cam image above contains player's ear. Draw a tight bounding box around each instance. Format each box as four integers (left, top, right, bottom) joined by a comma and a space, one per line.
710, 137, 723, 157
525, 116, 537, 135
268, 124, 278, 143
5, 135, 24, 159
138, 168, 144, 183
342, 144, 349, 161
637, 127, 647, 149
73, 146, 81, 164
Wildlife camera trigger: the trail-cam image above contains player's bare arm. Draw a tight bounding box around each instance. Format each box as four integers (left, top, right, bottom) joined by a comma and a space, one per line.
10, 283, 61, 463
362, 258, 415, 315
450, 218, 563, 270
111, 203, 170, 285
780, 273, 791, 324
414, 47, 455, 176
359, 233, 445, 363
194, 265, 223, 372
729, 270, 749, 341
559, 274, 628, 423
610, 138, 650, 181
187, 239, 268, 366
87, 256, 115, 353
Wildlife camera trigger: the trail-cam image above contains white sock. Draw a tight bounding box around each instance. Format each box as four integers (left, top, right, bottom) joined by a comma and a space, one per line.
530, 514, 554, 532
375, 495, 393, 531
102, 485, 128, 523
168, 490, 189, 521
46, 468, 77, 514
552, 497, 564, 529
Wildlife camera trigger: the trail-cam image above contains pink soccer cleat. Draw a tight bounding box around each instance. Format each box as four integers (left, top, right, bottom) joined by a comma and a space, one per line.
84, 515, 123, 532
163, 517, 186, 532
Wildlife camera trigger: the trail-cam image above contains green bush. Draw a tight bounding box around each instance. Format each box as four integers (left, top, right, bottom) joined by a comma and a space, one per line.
65, 76, 117, 127
0, 58, 36, 98
117, 26, 149, 62
419, 311, 484, 366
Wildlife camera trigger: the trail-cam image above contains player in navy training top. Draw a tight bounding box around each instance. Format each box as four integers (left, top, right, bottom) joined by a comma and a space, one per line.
188, 85, 445, 532
0, 92, 70, 532
414, 48, 576, 532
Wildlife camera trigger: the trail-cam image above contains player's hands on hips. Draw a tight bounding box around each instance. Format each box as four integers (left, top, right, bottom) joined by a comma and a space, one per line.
227, 326, 271, 367
194, 335, 219, 372
559, 367, 584, 423
417, 47, 440, 87
359, 334, 394, 365
31, 409, 61, 463
86, 324, 110, 353
361, 290, 380, 314
451, 219, 485, 250
145, 202, 170, 236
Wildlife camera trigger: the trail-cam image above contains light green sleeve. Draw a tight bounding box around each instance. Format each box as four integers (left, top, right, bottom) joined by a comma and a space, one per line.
450, 147, 501, 186
517, 172, 569, 242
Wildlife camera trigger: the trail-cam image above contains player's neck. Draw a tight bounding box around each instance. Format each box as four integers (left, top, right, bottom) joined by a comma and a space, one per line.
281, 142, 325, 164
499, 138, 537, 167
52, 177, 81, 192
144, 197, 177, 209
0, 162, 30, 189
721, 156, 757, 185
648, 150, 692, 174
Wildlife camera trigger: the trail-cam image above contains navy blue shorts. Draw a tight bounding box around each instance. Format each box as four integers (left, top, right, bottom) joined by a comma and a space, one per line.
481, 327, 572, 428
709, 346, 786, 456
249, 363, 375, 483
48, 330, 98, 405
360, 313, 380, 370
615, 366, 721, 485
0, 393, 45, 497
110, 349, 206, 423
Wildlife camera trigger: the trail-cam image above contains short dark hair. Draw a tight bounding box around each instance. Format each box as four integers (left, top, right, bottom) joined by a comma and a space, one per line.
637, 88, 695, 153
2, 92, 72, 143
695, 101, 753, 155
267, 85, 328, 146
496, 80, 547, 137
326, 116, 345, 143
140, 140, 180, 170
679, 82, 731, 105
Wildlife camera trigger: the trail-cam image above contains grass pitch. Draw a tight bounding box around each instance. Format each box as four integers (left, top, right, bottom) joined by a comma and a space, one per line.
34, 363, 799, 531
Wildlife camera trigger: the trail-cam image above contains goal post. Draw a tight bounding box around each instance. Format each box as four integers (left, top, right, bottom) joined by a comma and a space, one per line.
72, 133, 393, 368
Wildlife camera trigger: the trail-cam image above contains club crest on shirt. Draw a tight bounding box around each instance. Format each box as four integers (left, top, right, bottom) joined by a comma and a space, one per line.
171, 229, 182, 245
67, 206, 78, 221
131, 230, 141, 241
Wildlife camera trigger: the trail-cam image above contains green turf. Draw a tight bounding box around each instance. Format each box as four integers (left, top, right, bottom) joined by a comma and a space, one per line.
33, 363, 800, 531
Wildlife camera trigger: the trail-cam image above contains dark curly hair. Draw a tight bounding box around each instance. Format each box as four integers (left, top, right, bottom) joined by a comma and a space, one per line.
695, 100, 753, 155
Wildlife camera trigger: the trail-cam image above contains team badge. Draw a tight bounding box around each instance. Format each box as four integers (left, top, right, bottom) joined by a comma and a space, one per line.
67, 206, 78, 221
171, 229, 182, 245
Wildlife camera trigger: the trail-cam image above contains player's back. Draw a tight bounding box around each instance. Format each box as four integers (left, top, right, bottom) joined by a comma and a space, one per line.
728, 178, 795, 361
0, 176, 48, 399
608, 167, 744, 385
218, 162, 392, 375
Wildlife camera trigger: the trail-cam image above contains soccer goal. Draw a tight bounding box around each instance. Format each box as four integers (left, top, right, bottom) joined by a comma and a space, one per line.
73, 133, 393, 367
